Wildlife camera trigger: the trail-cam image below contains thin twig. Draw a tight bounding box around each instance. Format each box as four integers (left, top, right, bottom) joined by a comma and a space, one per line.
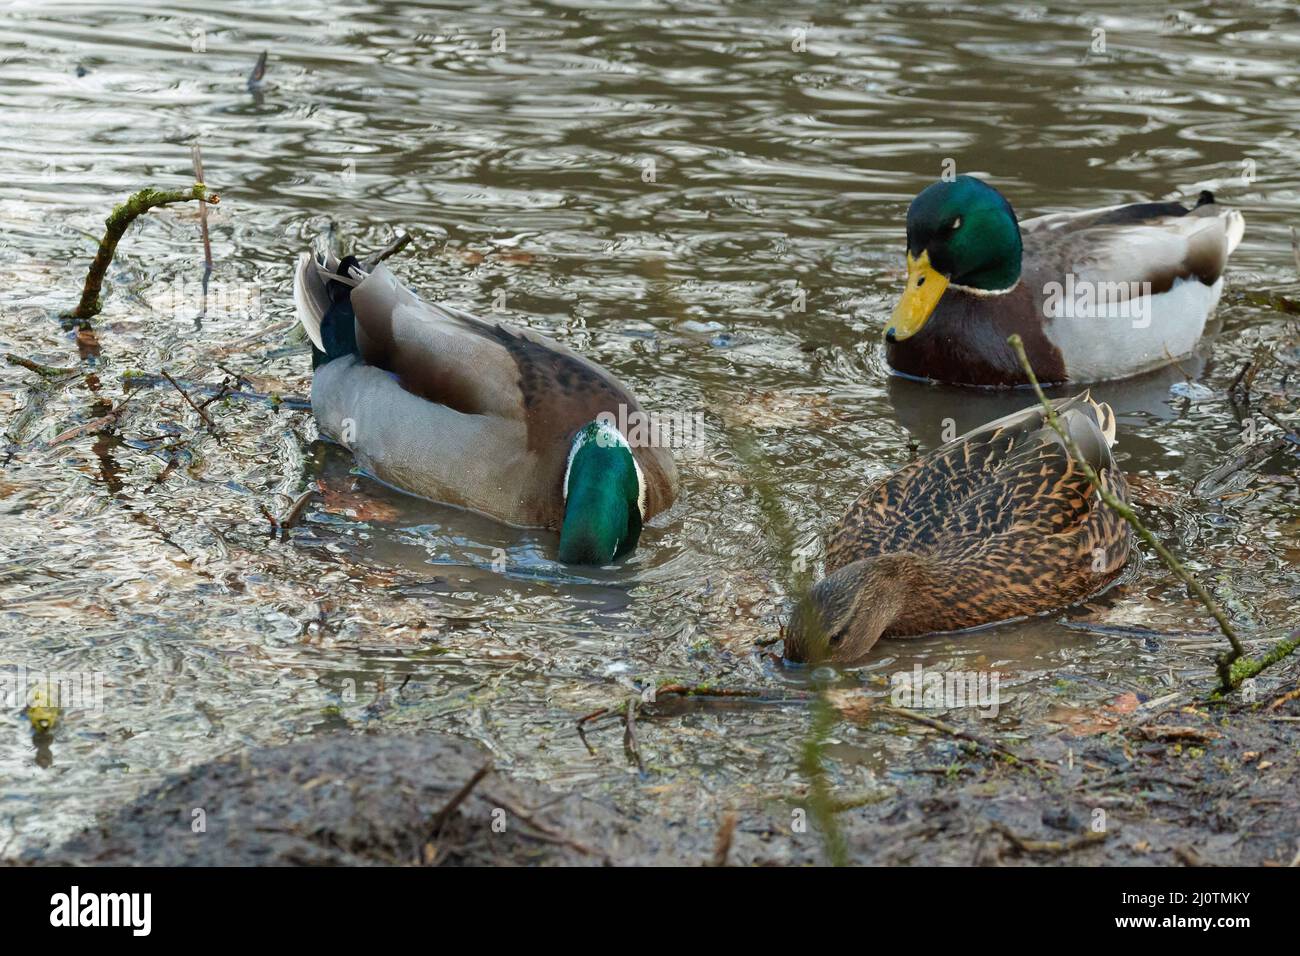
991, 821, 1108, 856
1007, 333, 1245, 691
120, 372, 308, 410
191, 144, 212, 278
363, 231, 413, 270
280, 485, 318, 530
46, 387, 138, 447
652, 683, 800, 702
576, 706, 607, 755
477, 791, 603, 860
577, 683, 809, 736
877, 703, 1054, 773
247, 50, 268, 90
622, 697, 645, 773
258, 504, 280, 534
210, 319, 296, 357
427, 763, 492, 844
826, 789, 893, 812
197, 377, 236, 410
160, 369, 218, 433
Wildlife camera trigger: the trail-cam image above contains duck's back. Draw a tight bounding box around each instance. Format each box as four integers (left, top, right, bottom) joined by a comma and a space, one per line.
827, 394, 1131, 634
298, 256, 677, 529
1021, 195, 1245, 382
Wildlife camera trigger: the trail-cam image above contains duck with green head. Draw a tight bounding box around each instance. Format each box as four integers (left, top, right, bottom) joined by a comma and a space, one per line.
886, 175, 1244, 387
294, 243, 676, 566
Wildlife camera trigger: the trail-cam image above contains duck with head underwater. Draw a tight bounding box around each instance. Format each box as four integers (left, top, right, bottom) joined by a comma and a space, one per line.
885, 175, 1244, 387
784, 392, 1132, 665
294, 238, 677, 565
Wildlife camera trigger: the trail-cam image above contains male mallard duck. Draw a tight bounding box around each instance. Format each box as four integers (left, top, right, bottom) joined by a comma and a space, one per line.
885, 176, 1244, 387
784, 393, 1131, 664
293, 245, 677, 565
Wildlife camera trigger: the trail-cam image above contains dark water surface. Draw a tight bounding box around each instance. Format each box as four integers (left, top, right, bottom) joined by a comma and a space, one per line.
1, 1, 1297, 853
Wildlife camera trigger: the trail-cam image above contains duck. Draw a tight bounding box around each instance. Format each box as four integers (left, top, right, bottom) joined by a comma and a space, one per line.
293, 242, 678, 565
885, 175, 1245, 387
783, 392, 1131, 664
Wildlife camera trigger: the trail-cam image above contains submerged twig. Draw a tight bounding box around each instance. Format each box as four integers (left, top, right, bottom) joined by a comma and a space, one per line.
280, 485, 318, 530
1007, 333, 1245, 692
5, 353, 78, 378
258, 504, 280, 535
877, 703, 1053, 773
1193, 435, 1289, 498
46, 387, 138, 447
68, 183, 220, 323
477, 790, 603, 860
160, 369, 218, 433
247, 50, 268, 91
121, 372, 308, 410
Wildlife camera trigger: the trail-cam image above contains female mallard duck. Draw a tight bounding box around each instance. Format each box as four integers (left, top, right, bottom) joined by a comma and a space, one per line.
886, 176, 1244, 387
784, 393, 1131, 664
293, 246, 677, 565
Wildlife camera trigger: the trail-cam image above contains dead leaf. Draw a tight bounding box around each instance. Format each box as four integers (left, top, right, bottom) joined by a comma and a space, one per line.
719, 390, 837, 430
824, 689, 879, 722
1047, 692, 1140, 737
319, 481, 400, 523
1125, 473, 1183, 507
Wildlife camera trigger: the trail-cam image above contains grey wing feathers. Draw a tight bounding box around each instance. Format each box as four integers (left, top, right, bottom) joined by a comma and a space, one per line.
1021, 202, 1244, 293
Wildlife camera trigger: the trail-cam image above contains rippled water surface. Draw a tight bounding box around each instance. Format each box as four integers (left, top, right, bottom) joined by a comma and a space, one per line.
1, 0, 1298, 853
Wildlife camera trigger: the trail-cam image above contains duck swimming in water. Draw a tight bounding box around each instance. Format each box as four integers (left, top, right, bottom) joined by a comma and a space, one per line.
885, 176, 1244, 387
784, 392, 1131, 664
293, 242, 677, 565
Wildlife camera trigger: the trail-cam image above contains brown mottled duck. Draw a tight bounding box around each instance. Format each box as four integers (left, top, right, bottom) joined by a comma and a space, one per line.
784, 393, 1132, 664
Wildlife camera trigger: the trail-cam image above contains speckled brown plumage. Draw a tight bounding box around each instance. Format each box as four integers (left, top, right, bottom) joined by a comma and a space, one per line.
826, 392, 1131, 637
779, 393, 1133, 664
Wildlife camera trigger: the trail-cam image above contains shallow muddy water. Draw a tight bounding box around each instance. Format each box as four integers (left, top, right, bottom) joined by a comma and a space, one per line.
0, 0, 1297, 856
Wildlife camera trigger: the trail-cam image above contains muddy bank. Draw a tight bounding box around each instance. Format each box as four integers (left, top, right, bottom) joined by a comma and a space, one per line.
816, 685, 1300, 866
27, 667, 1300, 867
37, 734, 688, 866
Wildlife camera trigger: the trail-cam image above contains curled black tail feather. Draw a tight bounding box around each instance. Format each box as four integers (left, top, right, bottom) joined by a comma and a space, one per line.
312, 254, 362, 369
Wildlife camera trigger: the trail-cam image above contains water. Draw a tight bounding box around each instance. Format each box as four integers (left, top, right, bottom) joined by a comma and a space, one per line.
1, 0, 1297, 854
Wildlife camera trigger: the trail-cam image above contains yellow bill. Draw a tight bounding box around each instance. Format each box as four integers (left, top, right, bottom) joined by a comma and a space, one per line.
888, 250, 948, 340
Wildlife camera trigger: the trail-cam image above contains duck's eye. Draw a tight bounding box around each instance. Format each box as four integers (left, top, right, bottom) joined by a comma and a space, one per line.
950, 216, 962, 231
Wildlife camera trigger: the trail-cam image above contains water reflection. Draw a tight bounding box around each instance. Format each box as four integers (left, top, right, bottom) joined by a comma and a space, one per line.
0, 0, 1296, 854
